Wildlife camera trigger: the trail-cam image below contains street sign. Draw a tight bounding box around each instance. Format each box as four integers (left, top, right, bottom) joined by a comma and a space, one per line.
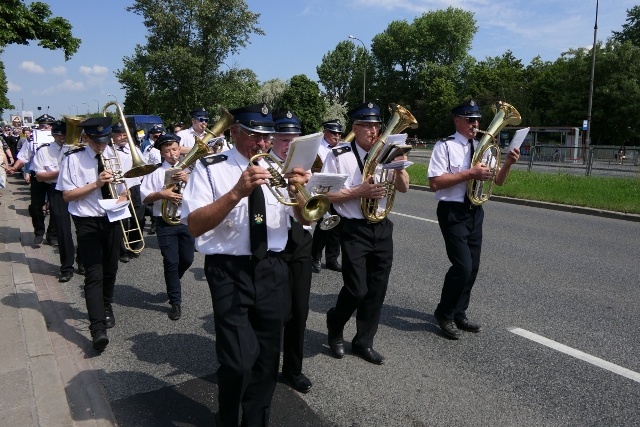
582, 119, 588, 131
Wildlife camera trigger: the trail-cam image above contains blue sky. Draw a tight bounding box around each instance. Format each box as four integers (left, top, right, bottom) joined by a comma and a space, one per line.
1, 0, 636, 123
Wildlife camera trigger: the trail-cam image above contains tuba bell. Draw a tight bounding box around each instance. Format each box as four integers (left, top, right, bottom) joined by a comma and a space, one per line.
61, 115, 85, 146
360, 103, 418, 223
467, 101, 521, 206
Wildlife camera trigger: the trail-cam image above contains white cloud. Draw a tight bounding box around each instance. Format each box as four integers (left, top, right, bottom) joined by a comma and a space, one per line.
20, 61, 45, 74
41, 79, 86, 96
79, 65, 109, 77
7, 81, 21, 92
50, 66, 67, 76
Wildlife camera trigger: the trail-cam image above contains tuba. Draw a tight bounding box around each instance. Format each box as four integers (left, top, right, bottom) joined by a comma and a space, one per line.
467, 101, 521, 206
360, 104, 418, 223
248, 151, 330, 222
160, 137, 210, 225
198, 108, 235, 153
102, 101, 159, 178
61, 115, 85, 146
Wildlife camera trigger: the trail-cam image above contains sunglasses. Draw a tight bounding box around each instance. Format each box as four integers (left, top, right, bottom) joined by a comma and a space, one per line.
196, 117, 209, 123
241, 127, 274, 142
328, 130, 341, 135
459, 116, 481, 123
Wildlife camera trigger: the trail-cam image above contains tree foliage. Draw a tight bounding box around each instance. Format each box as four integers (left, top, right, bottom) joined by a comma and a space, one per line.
279, 75, 326, 134
612, 5, 640, 46
117, 0, 263, 124
0, 0, 81, 114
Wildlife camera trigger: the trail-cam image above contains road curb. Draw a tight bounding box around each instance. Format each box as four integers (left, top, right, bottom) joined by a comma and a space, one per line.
408, 184, 640, 223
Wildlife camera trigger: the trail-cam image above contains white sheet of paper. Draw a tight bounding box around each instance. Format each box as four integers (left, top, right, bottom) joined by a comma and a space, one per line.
376, 134, 408, 162
382, 160, 413, 170
99, 199, 131, 222
281, 132, 323, 174
507, 128, 530, 152
306, 173, 349, 194
164, 167, 181, 186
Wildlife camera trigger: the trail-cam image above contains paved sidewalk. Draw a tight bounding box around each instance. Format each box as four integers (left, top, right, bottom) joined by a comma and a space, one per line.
0, 178, 116, 427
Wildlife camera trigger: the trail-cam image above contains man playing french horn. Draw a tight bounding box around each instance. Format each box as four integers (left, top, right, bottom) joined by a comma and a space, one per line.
322, 101, 410, 366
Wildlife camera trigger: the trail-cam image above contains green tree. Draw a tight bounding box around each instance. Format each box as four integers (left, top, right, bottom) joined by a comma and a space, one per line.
117, 0, 263, 123
317, 41, 358, 104
612, 6, 640, 46
256, 78, 287, 112
280, 75, 326, 135
0, 0, 80, 114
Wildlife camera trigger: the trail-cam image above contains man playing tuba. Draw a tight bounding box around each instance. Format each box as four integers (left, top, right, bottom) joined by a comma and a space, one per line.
322, 102, 409, 365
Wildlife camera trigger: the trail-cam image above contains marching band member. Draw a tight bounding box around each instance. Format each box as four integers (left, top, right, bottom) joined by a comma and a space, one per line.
182, 103, 311, 426
311, 119, 344, 273
57, 117, 125, 352
177, 108, 209, 155
140, 133, 194, 321
322, 102, 409, 365
32, 120, 79, 282
8, 114, 57, 246
270, 110, 313, 393
428, 99, 519, 339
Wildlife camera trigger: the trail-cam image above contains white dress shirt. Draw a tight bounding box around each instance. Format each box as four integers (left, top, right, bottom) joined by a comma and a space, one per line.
140, 160, 177, 217
181, 147, 291, 255
32, 142, 72, 184
427, 132, 477, 202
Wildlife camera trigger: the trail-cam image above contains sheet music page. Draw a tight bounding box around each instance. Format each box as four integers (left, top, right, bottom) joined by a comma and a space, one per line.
377, 133, 408, 161
281, 132, 323, 173
99, 199, 132, 222
507, 127, 530, 152
164, 167, 181, 186
306, 173, 349, 194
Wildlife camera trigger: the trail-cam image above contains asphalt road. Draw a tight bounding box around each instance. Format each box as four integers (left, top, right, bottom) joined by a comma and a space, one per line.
39, 188, 640, 426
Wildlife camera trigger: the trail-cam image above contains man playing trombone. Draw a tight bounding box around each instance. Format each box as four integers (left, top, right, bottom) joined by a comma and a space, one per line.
182, 103, 311, 426
56, 117, 125, 352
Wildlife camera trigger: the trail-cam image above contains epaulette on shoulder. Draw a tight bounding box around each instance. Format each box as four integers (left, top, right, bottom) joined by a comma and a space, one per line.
35, 143, 50, 152
64, 146, 86, 156
199, 153, 228, 167
332, 146, 352, 157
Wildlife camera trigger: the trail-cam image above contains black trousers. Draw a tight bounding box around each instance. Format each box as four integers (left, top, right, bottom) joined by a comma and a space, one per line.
205, 252, 287, 427
28, 175, 56, 239
434, 201, 484, 321
328, 217, 394, 348
310, 206, 340, 262
120, 184, 145, 254
49, 189, 75, 274
72, 215, 121, 333
282, 229, 313, 377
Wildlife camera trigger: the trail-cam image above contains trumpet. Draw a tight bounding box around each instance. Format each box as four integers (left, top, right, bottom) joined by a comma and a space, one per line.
248, 151, 330, 222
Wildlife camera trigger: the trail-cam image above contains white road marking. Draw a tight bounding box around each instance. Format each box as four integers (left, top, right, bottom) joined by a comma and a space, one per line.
509, 327, 640, 383
390, 211, 438, 224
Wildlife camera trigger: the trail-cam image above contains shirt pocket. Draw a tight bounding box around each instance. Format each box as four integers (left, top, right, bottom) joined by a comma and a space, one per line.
450, 163, 463, 173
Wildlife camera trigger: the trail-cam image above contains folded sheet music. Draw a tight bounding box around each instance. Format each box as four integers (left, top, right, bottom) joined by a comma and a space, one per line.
281, 132, 323, 173
306, 173, 349, 194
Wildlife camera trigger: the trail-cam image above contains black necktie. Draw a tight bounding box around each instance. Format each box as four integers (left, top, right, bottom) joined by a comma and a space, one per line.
248, 186, 267, 259
290, 218, 304, 245
96, 154, 111, 199
468, 139, 475, 159
467, 139, 475, 203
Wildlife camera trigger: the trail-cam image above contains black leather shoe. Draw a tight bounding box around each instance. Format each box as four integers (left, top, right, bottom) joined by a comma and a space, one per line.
311, 259, 321, 273
92, 330, 109, 352
437, 318, 461, 339
352, 345, 385, 365
168, 303, 181, 320
119, 254, 130, 263
33, 235, 43, 246
455, 317, 482, 333
104, 309, 116, 329
325, 260, 342, 272
326, 309, 345, 359
47, 238, 58, 246
148, 224, 156, 235
58, 272, 73, 283
77, 262, 85, 275
282, 372, 312, 393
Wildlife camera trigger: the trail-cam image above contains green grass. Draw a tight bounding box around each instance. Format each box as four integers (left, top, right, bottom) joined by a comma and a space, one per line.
406, 164, 640, 214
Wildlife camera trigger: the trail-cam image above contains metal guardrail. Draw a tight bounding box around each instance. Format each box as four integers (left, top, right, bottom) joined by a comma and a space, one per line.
407, 143, 640, 178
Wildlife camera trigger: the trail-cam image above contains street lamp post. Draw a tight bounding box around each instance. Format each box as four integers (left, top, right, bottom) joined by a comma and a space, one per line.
586, 0, 598, 148
108, 93, 118, 103
82, 102, 90, 115
72, 105, 78, 115
349, 35, 367, 102
94, 99, 100, 113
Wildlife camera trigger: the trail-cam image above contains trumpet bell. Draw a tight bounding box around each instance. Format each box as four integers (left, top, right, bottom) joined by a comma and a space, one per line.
123, 163, 160, 178
301, 193, 330, 222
